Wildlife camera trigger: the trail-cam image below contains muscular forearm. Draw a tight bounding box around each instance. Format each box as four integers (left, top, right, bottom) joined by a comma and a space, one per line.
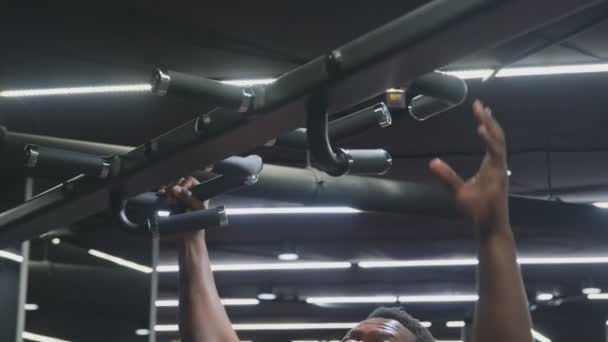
178, 232, 240, 342
474, 224, 533, 342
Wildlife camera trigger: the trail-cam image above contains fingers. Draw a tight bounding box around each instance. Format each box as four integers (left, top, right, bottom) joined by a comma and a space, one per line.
472, 100, 506, 160
429, 158, 464, 193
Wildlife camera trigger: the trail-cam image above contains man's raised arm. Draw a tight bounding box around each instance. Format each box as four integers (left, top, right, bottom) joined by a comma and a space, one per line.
430, 100, 533, 342
163, 177, 240, 342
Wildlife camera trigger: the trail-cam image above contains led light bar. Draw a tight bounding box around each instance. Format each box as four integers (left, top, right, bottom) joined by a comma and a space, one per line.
442, 63, 608, 80
587, 293, 608, 300
359, 256, 608, 269
225, 207, 361, 215
220, 79, 276, 86
305, 296, 398, 305
156, 321, 431, 332
25, 303, 39, 311
536, 293, 554, 301
532, 329, 552, 342
156, 298, 260, 307
0, 84, 152, 97
88, 249, 153, 274
135, 329, 149, 336
399, 294, 478, 303
22, 332, 71, 342
157, 261, 352, 273
593, 202, 608, 208
358, 258, 478, 269
0, 249, 23, 263
446, 321, 466, 328
582, 287, 601, 295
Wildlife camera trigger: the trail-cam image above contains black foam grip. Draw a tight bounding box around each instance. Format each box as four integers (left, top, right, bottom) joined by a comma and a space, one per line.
25, 145, 111, 179
409, 72, 467, 105
341, 149, 392, 175
212, 155, 263, 179
167, 71, 245, 109
150, 207, 226, 234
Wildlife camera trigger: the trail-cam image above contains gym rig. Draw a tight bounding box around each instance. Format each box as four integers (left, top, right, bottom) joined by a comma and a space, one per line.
0, 0, 605, 246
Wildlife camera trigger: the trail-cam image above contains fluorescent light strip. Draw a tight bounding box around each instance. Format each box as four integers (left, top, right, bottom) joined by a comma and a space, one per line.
593, 202, 608, 208
0, 84, 151, 97
157, 261, 352, 273
532, 329, 552, 342
225, 207, 361, 215
306, 296, 398, 305
25, 303, 39, 311
399, 294, 478, 303
587, 293, 608, 300
442, 63, 608, 80
360, 256, 608, 269
220, 79, 276, 86
0, 249, 24, 263
156, 298, 260, 307
359, 258, 478, 269
157, 322, 431, 332
446, 321, 466, 328
518, 257, 608, 265
22, 332, 71, 342
88, 249, 153, 274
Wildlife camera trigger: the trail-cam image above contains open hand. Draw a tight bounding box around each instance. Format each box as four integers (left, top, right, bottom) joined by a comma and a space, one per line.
429, 100, 509, 237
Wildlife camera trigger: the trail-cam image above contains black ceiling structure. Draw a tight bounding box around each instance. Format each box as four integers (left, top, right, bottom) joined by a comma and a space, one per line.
2, 1, 608, 342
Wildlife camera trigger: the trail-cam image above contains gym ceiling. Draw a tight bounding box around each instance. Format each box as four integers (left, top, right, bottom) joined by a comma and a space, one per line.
1, 1, 608, 341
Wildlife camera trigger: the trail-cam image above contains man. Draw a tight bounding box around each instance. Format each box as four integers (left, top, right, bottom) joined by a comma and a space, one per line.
162, 100, 533, 342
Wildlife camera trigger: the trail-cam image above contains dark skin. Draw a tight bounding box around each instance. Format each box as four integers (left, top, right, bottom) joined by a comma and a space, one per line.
164, 100, 533, 342
342, 318, 416, 342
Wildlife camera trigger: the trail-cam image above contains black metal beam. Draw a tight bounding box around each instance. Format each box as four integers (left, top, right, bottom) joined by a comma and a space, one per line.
0, 0, 603, 247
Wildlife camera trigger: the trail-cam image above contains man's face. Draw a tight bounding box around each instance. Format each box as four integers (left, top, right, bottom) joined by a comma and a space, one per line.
342, 318, 416, 342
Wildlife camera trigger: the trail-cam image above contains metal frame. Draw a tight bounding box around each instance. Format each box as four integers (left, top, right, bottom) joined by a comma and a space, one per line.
0, 0, 603, 247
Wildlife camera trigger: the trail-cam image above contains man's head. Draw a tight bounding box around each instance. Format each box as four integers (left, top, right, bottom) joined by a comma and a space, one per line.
342, 307, 435, 342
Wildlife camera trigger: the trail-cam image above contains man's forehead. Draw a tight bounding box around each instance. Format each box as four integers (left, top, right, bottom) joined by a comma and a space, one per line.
343, 318, 416, 342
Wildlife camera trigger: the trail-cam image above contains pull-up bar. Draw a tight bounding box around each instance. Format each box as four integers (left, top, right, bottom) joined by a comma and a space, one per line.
0, 0, 599, 247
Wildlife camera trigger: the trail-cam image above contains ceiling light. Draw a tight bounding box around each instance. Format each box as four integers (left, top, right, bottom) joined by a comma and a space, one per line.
0, 84, 152, 97
156, 298, 259, 307
358, 258, 478, 269
531, 329, 552, 342
51, 238, 61, 245
257, 285, 277, 301
446, 321, 466, 328
135, 329, 149, 336
156, 210, 171, 217
156, 322, 431, 332
306, 296, 398, 305
582, 287, 601, 295
278, 252, 300, 261
399, 294, 478, 303
593, 202, 608, 208
225, 207, 361, 215
88, 249, 153, 274
518, 257, 608, 265
220, 79, 276, 86
157, 261, 352, 273
587, 293, 608, 300
359, 256, 608, 269
0, 250, 23, 263
536, 293, 554, 301
507, 169, 512, 176
22, 332, 71, 342
442, 63, 608, 80
25, 303, 39, 311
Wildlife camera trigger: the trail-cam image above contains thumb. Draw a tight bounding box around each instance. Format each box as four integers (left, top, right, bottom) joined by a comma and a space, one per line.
429, 158, 464, 193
